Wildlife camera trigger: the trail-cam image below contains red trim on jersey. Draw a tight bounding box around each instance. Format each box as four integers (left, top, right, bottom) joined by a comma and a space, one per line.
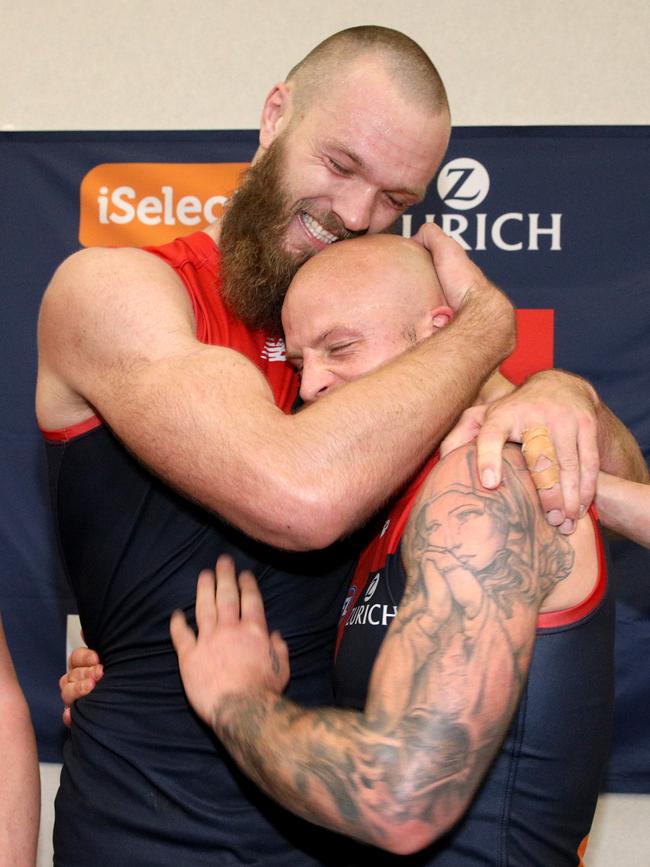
143, 232, 298, 413
40, 414, 103, 442
337, 462, 606, 654
41, 233, 298, 446
537, 505, 606, 629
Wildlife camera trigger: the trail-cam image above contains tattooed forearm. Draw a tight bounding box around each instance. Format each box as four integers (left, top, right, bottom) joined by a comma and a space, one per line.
213, 689, 474, 848
209, 444, 580, 855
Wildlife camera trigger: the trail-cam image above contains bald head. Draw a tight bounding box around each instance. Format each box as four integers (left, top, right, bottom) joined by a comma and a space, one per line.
282, 235, 452, 402
287, 233, 446, 316
286, 26, 449, 123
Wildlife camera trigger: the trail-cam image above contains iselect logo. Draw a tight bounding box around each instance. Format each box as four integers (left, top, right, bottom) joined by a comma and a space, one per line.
79, 162, 249, 246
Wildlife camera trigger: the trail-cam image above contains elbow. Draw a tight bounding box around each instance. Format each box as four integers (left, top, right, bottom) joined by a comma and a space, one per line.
369, 820, 454, 858
266, 489, 351, 552
363, 776, 469, 856
376, 814, 464, 857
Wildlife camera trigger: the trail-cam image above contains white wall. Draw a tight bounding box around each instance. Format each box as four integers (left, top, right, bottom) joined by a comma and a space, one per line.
3, 1, 648, 864
2, 0, 649, 130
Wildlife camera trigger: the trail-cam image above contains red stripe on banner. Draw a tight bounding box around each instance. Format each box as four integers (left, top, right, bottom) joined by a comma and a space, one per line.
501, 309, 554, 384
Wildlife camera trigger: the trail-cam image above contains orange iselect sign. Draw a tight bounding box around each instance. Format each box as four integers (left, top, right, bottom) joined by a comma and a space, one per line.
79, 162, 249, 247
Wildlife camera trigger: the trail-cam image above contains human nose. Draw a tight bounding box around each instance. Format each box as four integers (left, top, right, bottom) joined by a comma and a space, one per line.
333, 182, 375, 233
299, 359, 337, 403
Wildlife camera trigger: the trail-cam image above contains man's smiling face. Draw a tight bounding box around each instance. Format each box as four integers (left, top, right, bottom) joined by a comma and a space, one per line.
219, 58, 450, 334
276, 60, 449, 257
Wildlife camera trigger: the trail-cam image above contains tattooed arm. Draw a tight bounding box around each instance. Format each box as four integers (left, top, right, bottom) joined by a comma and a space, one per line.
171, 443, 578, 855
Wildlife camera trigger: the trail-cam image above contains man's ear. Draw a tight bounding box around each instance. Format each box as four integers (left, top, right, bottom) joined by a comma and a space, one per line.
430, 304, 454, 332
259, 83, 292, 150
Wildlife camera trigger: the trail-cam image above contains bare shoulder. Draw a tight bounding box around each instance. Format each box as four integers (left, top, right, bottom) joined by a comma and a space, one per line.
40, 245, 195, 341
37, 245, 196, 428
402, 442, 582, 609
410, 442, 534, 519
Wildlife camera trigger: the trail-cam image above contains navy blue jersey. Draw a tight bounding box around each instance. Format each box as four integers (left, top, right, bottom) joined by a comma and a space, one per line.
43, 234, 354, 866
334, 460, 614, 867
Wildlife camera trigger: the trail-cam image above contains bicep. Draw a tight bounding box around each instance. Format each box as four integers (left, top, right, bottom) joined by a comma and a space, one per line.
39, 247, 296, 540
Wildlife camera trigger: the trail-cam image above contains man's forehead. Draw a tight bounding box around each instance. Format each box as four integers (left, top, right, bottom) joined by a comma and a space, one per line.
300, 71, 448, 190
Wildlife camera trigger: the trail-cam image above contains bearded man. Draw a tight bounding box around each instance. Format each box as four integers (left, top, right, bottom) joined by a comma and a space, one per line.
38, 25, 644, 867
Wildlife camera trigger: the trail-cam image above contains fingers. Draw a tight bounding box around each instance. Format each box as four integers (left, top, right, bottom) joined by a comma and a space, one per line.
554, 431, 580, 531
474, 421, 510, 489
412, 221, 445, 254
270, 631, 290, 689
238, 570, 267, 630
519, 421, 598, 532
576, 418, 600, 515
477, 418, 580, 532
195, 568, 218, 632
65, 661, 103, 684
59, 659, 103, 707
62, 706, 72, 728
192, 557, 264, 636
169, 609, 196, 658
68, 646, 99, 671
214, 555, 241, 626
440, 406, 485, 457
521, 425, 570, 527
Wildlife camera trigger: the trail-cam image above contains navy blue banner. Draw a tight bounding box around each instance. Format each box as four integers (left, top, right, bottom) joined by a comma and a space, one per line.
0, 128, 648, 789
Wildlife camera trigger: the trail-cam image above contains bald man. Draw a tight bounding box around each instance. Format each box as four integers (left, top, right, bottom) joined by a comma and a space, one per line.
172, 235, 620, 866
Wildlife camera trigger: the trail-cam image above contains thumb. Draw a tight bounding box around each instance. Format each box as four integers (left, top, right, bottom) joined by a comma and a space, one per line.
170, 610, 196, 659
270, 631, 290, 688
440, 407, 486, 457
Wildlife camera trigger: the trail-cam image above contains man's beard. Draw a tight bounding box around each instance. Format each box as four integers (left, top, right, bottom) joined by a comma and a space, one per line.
218, 137, 352, 335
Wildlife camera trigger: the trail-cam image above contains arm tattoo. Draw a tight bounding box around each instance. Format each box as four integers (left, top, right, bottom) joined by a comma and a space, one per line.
213, 446, 575, 849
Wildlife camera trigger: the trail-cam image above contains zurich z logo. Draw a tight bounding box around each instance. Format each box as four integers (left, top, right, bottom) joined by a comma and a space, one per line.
437, 158, 490, 211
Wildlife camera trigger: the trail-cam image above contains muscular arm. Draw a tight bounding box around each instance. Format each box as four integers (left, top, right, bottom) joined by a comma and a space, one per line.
595, 472, 650, 548
172, 445, 575, 854
0, 617, 40, 865
37, 237, 514, 551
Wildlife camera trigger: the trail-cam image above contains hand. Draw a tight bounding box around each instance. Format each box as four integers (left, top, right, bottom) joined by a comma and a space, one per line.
439, 404, 487, 458
412, 222, 488, 311
59, 646, 103, 727
170, 555, 290, 728
443, 371, 600, 533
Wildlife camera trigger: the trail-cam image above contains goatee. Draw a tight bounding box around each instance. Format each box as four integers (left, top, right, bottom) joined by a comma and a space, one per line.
218, 139, 309, 336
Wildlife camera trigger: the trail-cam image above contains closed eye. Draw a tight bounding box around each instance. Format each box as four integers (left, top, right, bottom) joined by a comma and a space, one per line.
328, 342, 356, 356
385, 193, 407, 210
326, 156, 353, 176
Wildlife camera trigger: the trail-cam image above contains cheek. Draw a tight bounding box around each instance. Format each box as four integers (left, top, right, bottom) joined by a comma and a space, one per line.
286, 158, 342, 206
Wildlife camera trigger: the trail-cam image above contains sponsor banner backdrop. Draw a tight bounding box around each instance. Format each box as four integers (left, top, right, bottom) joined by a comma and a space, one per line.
0, 128, 648, 790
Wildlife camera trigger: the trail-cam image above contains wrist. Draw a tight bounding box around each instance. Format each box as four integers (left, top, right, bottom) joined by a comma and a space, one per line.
527, 369, 599, 407
211, 689, 271, 741
461, 281, 516, 362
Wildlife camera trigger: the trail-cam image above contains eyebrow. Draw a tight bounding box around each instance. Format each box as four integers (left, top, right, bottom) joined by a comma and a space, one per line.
326, 142, 425, 201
